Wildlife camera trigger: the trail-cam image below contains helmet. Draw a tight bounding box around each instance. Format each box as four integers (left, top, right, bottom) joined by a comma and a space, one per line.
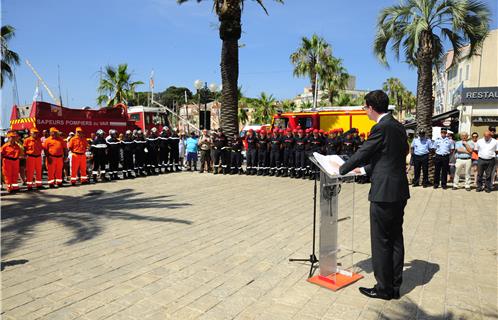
319, 129, 324, 134
137, 130, 143, 135
151, 127, 158, 133
96, 129, 104, 136
110, 129, 117, 135
249, 129, 254, 133
279, 129, 284, 134
126, 130, 132, 135
313, 129, 319, 134
292, 129, 297, 133
298, 129, 304, 134
260, 130, 266, 135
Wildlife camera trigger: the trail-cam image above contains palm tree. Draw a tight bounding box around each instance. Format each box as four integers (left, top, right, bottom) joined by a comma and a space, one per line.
290, 34, 331, 108
403, 90, 417, 115
382, 77, 406, 120
374, 0, 490, 136
97, 64, 143, 107
335, 92, 355, 106
320, 57, 350, 104
251, 92, 276, 124
177, 0, 283, 138
1, 25, 20, 88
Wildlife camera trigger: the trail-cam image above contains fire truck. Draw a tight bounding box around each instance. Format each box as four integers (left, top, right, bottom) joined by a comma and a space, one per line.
9, 101, 171, 134
127, 106, 171, 132
271, 106, 387, 135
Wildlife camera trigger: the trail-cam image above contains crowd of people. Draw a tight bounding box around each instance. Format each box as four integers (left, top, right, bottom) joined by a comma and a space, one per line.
410, 126, 498, 192
1, 123, 497, 193
0, 125, 367, 193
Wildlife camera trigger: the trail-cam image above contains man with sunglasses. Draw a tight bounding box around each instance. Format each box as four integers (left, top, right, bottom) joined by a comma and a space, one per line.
340, 90, 409, 301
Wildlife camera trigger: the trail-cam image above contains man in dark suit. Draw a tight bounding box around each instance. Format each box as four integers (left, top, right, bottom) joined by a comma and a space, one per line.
339, 90, 410, 300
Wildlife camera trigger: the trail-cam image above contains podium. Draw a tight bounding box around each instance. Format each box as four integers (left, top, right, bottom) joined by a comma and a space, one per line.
306, 156, 363, 291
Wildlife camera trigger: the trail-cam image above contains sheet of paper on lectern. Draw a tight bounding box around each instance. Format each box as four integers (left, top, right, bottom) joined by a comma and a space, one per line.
313, 152, 347, 176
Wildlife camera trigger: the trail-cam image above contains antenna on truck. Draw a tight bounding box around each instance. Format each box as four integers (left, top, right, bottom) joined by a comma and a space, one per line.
25, 59, 62, 106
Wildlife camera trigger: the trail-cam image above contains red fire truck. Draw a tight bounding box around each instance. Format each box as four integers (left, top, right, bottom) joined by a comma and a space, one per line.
9, 101, 170, 134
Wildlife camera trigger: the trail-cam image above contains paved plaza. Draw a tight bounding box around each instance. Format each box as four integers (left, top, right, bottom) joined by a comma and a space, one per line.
1, 173, 497, 320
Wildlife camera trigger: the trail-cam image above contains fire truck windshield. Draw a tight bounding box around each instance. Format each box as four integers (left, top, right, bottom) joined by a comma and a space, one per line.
297, 117, 313, 129
273, 117, 289, 129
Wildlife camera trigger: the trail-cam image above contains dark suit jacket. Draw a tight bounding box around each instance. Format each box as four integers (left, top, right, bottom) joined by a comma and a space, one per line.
339, 113, 410, 203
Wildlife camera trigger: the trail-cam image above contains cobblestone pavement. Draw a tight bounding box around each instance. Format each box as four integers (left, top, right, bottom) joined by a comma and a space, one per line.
1, 172, 497, 320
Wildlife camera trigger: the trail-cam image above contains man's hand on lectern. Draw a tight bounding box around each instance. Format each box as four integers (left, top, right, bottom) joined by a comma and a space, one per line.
353, 168, 362, 174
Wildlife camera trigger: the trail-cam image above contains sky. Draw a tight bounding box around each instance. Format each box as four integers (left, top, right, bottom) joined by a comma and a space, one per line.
1, 0, 497, 128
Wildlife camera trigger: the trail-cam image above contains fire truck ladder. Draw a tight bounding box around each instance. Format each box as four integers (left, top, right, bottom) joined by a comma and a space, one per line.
25, 59, 62, 106
151, 100, 201, 133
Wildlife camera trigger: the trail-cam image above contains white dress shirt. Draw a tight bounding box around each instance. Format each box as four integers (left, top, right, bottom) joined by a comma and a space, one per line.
474, 138, 498, 160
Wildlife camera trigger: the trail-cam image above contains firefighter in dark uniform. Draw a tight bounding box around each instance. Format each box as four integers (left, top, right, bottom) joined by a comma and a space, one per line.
269, 129, 282, 176
212, 128, 227, 174
90, 129, 108, 182
228, 133, 243, 174
341, 131, 356, 158
106, 129, 122, 180
257, 130, 269, 176
325, 129, 340, 155
121, 130, 135, 179
352, 129, 362, 152
159, 127, 171, 173
218, 128, 230, 174
134, 130, 147, 176
245, 129, 258, 175
146, 127, 160, 174
294, 129, 307, 179
168, 129, 181, 171
281, 128, 295, 177
307, 129, 324, 179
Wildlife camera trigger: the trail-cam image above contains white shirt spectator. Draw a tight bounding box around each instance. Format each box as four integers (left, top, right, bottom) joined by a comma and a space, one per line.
474, 137, 498, 160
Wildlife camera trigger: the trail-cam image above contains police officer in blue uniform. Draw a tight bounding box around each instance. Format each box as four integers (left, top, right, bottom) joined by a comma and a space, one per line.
431, 128, 454, 189
411, 129, 432, 187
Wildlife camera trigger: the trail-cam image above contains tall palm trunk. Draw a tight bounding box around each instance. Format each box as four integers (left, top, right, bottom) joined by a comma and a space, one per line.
220, 39, 239, 136
416, 31, 435, 180
218, 1, 241, 138
415, 31, 434, 138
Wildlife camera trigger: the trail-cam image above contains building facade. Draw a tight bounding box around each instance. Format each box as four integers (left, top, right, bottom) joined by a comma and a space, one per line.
433, 28, 498, 135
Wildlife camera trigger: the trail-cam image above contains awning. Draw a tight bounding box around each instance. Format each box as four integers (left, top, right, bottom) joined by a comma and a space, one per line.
404, 109, 459, 130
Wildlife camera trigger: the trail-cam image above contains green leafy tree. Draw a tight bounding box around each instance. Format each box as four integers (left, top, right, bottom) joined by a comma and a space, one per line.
1, 25, 20, 88
335, 92, 355, 106
97, 64, 144, 107
177, 0, 283, 138
382, 77, 406, 119
374, 0, 490, 135
154, 86, 193, 108
320, 57, 350, 104
290, 34, 331, 107
251, 92, 276, 124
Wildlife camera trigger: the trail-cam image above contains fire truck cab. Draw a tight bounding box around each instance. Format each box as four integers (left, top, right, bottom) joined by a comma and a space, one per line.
271, 106, 384, 135
127, 106, 171, 132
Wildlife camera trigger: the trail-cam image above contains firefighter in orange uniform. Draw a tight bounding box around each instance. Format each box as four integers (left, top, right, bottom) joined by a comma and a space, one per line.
23, 128, 43, 190
1, 131, 23, 192
68, 127, 89, 185
43, 127, 67, 187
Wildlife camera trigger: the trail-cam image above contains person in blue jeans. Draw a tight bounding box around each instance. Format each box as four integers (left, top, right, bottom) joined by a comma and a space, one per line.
185, 131, 199, 171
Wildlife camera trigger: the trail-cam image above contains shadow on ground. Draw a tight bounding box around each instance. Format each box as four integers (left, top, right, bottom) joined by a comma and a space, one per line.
356, 258, 440, 296
377, 297, 498, 319
1, 188, 192, 257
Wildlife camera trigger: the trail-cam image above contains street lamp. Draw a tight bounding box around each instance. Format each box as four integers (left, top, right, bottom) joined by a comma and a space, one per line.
208, 83, 219, 129
194, 80, 204, 130
194, 80, 218, 130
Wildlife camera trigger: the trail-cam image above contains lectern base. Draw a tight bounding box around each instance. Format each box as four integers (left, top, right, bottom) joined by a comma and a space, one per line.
307, 272, 363, 291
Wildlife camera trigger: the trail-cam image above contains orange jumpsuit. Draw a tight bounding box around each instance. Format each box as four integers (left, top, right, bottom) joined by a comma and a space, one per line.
1, 142, 22, 191
23, 136, 44, 188
68, 136, 89, 184
43, 136, 66, 186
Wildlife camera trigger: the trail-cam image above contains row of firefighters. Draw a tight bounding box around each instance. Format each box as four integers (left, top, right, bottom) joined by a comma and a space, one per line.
230, 127, 365, 177
1, 125, 366, 192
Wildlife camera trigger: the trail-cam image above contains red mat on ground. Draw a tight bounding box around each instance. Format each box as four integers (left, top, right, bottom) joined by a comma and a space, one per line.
308, 272, 363, 291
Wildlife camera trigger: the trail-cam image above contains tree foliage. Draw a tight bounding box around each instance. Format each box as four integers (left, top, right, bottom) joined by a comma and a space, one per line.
1, 25, 20, 88
374, 0, 490, 135
97, 64, 143, 107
